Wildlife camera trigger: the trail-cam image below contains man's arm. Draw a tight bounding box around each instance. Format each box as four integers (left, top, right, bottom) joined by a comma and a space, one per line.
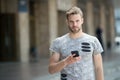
48, 52, 67, 74
48, 52, 81, 74
93, 53, 104, 80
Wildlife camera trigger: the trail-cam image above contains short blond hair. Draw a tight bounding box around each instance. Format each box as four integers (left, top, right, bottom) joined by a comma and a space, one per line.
66, 6, 83, 19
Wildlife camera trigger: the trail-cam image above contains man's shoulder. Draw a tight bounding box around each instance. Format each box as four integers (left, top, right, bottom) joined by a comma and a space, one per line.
84, 33, 97, 40
53, 33, 68, 42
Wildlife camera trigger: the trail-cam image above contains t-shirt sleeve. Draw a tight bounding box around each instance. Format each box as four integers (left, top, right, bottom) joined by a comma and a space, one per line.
93, 37, 104, 55
49, 39, 60, 54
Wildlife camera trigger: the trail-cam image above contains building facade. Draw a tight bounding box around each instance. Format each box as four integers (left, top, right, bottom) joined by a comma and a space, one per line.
0, 0, 115, 62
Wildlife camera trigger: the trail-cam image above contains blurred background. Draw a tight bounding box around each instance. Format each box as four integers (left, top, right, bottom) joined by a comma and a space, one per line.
0, 0, 120, 80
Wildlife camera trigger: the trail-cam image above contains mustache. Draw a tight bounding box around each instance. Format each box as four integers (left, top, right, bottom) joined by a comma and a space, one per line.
68, 26, 81, 33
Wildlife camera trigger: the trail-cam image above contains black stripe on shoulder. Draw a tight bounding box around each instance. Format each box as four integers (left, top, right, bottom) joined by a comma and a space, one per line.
81, 49, 91, 52
81, 42, 90, 45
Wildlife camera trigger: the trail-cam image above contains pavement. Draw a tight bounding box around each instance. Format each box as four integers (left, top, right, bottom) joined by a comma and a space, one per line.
103, 46, 120, 80
0, 46, 120, 80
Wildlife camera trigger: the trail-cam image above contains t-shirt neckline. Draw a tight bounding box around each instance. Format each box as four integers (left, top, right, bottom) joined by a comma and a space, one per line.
67, 33, 86, 40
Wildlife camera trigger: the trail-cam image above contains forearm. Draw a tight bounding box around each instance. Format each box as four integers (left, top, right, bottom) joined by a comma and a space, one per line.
95, 68, 104, 80
49, 59, 67, 74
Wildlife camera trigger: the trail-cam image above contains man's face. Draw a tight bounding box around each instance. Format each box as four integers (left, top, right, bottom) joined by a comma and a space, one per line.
67, 14, 83, 33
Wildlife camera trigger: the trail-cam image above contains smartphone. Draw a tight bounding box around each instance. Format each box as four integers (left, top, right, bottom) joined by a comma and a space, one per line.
71, 50, 79, 57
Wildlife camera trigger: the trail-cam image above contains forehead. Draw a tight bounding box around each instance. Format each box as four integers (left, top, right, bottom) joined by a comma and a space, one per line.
67, 14, 82, 20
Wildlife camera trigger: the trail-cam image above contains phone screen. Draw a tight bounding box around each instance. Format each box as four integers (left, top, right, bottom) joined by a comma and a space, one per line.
71, 51, 79, 57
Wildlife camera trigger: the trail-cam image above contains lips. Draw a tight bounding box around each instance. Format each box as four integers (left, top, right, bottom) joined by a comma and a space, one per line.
72, 26, 78, 30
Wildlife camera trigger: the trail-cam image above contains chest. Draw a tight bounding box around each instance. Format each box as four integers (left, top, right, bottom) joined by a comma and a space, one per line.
59, 40, 94, 59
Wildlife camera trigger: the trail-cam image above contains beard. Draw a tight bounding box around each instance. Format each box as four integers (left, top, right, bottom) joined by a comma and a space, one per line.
68, 26, 81, 33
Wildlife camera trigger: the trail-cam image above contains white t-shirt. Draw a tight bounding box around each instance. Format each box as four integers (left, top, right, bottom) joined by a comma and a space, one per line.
49, 33, 103, 80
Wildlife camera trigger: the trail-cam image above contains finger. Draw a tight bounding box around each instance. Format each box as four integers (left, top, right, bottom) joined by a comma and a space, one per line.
71, 53, 76, 57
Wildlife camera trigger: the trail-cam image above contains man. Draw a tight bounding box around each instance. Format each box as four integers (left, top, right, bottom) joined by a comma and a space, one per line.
96, 26, 104, 49
49, 6, 104, 80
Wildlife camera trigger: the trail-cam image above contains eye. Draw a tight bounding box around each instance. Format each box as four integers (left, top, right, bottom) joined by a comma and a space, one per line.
69, 21, 73, 23
69, 21, 74, 24
76, 20, 79, 23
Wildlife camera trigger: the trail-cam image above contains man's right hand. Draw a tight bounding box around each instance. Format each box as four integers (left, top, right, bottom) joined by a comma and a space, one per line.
64, 54, 81, 66
48, 52, 81, 74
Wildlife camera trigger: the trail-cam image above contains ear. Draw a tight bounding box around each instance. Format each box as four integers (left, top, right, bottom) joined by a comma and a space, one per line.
81, 18, 84, 24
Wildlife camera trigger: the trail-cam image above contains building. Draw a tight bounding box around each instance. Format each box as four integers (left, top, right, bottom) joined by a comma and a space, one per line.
0, 0, 115, 62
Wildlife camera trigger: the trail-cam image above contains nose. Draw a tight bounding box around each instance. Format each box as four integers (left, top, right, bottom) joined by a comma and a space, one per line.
73, 22, 77, 26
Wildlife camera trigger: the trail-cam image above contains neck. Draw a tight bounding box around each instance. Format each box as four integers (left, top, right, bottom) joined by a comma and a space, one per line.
69, 30, 84, 39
